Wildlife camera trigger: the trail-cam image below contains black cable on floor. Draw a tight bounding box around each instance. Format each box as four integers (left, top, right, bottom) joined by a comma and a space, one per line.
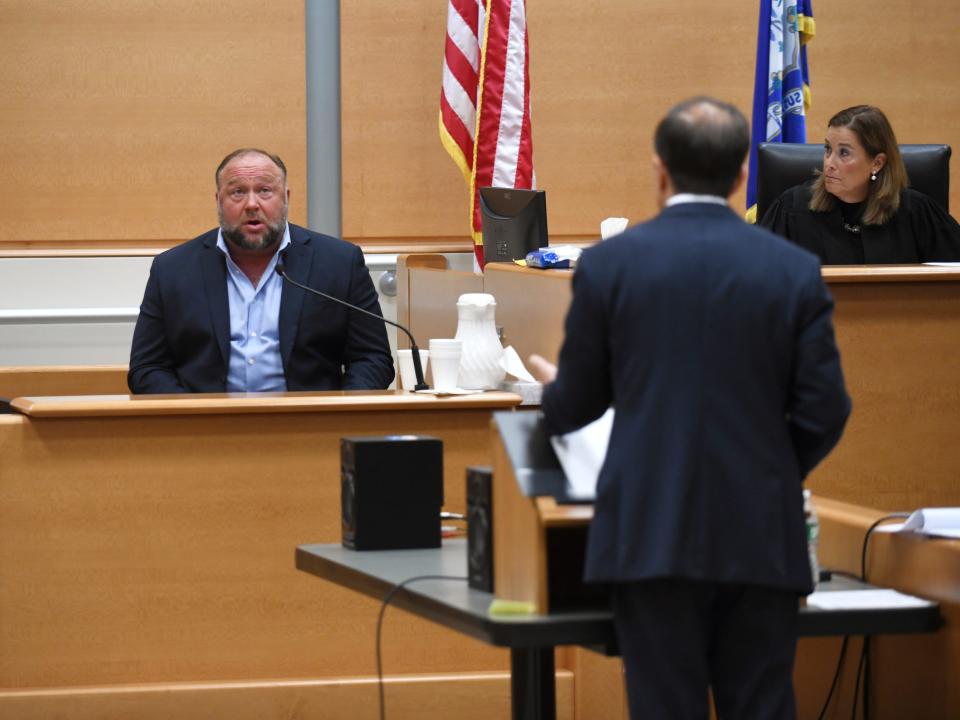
376, 574, 468, 720
850, 513, 910, 719
816, 635, 849, 720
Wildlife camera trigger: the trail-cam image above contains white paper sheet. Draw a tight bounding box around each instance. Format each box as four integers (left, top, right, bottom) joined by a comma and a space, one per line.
413, 388, 486, 396
549, 408, 614, 501
876, 508, 960, 538
806, 589, 931, 610
600, 217, 629, 240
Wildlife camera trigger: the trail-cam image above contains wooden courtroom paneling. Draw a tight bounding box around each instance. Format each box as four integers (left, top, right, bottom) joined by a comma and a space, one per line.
0, 365, 128, 398
808, 1, 960, 215
809, 276, 960, 511
492, 422, 550, 613
4, 2, 955, 250
405, 259, 960, 512
0, 398, 521, 703
0, 1, 306, 247
483, 263, 572, 363
0, 672, 574, 720
340, 1, 755, 247
394, 254, 484, 350
341, 1, 960, 248
395, 253, 449, 341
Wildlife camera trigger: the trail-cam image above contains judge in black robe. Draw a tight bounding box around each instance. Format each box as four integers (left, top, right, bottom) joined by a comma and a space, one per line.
760, 181, 960, 264
759, 104, 960, 265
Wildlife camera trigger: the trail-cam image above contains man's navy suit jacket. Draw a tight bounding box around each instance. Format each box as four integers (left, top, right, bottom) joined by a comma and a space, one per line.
128, 224, 394, 394
541, 203, 851, 594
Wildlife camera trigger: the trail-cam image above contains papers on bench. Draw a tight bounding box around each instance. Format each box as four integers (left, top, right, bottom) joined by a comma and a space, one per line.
876, 508, 960, 538
549, 408, 613, 502
806, 589, 931, 610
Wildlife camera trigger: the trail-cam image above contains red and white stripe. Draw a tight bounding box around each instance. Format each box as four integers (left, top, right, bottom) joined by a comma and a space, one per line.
440, 0, 535, 268
439, 0, 485, 183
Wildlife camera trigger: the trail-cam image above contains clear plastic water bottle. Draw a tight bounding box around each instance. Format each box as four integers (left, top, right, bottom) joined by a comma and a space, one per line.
803, 489, 820, 587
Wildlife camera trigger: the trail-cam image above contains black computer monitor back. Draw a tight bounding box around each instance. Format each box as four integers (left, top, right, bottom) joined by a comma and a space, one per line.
479, 187, 548, 264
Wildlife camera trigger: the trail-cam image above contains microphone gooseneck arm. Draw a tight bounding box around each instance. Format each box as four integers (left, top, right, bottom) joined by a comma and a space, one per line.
276, 263, 429, 390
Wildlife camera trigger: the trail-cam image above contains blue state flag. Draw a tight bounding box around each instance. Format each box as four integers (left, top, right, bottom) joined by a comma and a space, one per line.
746, 0, 815, 222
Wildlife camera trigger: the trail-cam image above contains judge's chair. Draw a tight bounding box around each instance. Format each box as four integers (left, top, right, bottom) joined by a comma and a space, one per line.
756, 143, 952, 221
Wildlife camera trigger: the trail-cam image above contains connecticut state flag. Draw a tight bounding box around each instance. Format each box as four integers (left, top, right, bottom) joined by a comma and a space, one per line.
746, 0, 815, 223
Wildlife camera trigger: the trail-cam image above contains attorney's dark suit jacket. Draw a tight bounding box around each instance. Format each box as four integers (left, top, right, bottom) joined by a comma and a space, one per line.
541, 202, 851, 595
128, 224, 394, 394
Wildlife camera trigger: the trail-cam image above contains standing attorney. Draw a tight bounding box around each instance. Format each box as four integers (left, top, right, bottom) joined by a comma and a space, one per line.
129, 148, 394, 394
530, 98, 851, 719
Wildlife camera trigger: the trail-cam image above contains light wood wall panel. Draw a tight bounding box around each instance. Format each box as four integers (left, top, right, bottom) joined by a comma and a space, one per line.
4, 2, 956, 250
0, 402, 512, 689
0, 672, 576, 720
341, 1, 960, 248
0, 365, 128, 398
0, 0, 306, 247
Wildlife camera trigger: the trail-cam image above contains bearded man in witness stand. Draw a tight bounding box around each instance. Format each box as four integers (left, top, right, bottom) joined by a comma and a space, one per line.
129, 148, 393, 394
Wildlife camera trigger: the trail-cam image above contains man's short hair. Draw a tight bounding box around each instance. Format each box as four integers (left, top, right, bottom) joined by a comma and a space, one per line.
654, 97, 749, 197
215, 148, 288, 189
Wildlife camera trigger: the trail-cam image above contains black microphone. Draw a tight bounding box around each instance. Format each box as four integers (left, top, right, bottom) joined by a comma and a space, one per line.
276, 262, 429, 391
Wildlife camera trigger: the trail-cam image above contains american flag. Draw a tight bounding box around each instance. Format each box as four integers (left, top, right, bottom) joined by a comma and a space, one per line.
439, 0, 535, 268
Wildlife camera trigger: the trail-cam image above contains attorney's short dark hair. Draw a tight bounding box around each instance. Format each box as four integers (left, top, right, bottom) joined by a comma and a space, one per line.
654, 97, 749, 197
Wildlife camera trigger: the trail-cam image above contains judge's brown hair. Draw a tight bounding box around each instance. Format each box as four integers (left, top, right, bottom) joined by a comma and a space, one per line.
809, 105, 908, 225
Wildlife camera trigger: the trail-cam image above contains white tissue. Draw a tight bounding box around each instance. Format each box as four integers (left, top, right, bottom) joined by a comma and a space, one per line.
600, 217, 629, 240
499, 345, 536, 383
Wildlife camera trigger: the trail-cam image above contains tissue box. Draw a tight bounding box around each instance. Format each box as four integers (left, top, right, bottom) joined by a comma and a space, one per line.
498, 379, 543, 405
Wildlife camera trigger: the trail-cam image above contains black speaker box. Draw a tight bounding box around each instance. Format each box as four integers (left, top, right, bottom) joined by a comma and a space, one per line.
341, 436, 443, 551
466, 465, 494, 592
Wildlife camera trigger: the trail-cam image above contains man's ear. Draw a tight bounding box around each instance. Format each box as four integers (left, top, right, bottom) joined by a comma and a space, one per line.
653, 154, 669, 195
728, 161, 749, 198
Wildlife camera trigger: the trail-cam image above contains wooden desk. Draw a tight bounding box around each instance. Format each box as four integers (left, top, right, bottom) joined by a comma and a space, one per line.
0, 391, 522, 719
9, 389, 522, 417
296, 540, 939, 720
800, 497, 960, 719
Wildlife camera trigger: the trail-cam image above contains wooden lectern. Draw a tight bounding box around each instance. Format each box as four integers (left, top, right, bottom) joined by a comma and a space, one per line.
490, 410, 601, 614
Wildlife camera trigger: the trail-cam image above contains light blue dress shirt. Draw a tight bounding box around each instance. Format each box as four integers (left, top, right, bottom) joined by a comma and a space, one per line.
216, 227, 291, 392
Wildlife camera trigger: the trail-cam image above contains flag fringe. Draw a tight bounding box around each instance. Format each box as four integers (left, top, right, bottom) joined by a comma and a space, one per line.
468, 3, 496, 256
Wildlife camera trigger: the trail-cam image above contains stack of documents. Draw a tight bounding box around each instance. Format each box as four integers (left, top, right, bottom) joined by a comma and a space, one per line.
878, 508, 960, 538
806, 589, 931, 610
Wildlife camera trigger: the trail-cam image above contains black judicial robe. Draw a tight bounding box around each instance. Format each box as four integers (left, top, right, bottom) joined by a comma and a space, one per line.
760, 183, 960, 264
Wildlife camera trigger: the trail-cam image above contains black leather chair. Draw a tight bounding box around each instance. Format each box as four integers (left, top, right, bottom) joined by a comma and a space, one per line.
756, 143, 952, 221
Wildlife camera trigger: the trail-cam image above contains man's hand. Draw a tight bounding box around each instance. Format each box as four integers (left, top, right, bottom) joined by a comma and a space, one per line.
527, 354, 557, 384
